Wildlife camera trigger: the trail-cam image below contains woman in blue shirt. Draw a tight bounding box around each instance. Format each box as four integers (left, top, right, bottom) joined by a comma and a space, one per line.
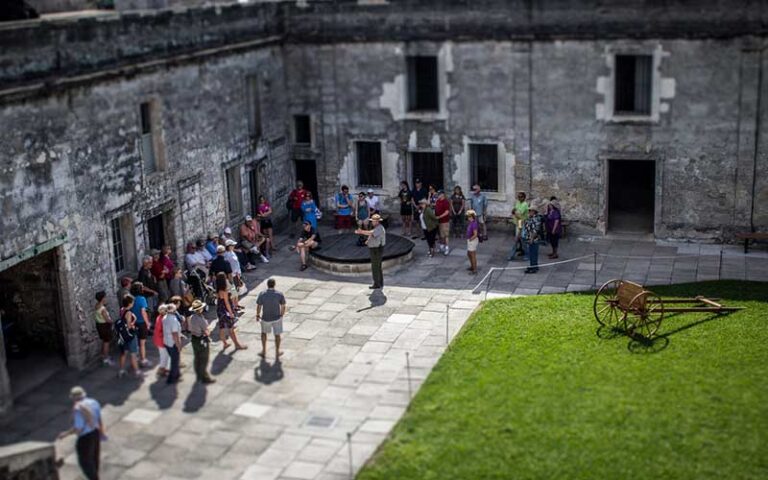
302, 192, 319, 229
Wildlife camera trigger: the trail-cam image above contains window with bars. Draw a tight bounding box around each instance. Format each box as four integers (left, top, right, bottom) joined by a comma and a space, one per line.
246, 75, 262, 138
226, 166, 243, 219
356, 141, 383, 188
614, 55, 652, 116
110, 214, 136, 274
140, 102, 157, 173
470, 144, 499, 192
111, 217, 125, 274
294, 115, 311, 144
407, 56, 439, 112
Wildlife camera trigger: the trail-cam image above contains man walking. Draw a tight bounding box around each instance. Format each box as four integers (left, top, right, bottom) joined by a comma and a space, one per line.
469, 184, 488, 241
256, 278, 286, 360
355, 213, 386, 289
58, 386, 105, 480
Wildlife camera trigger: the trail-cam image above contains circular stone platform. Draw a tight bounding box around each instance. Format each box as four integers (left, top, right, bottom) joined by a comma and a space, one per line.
309, 233, 415, 275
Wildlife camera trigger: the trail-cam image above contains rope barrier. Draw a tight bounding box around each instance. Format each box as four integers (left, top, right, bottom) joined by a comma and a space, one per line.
473, 254, 593, 292
473, 247, 756, 297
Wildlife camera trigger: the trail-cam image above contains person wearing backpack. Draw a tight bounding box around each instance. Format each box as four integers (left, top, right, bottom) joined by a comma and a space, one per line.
115, 294, 143, 379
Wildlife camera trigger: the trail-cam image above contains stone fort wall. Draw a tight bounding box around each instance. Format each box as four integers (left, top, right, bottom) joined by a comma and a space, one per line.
0, 0, 765, 389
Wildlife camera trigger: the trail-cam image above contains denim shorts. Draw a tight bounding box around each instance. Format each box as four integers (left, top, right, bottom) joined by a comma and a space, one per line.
120, 336, 139, 354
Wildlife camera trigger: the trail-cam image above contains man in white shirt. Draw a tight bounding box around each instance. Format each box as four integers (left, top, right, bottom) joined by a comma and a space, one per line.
163, 304, 183, 384
365, 188, 381, 214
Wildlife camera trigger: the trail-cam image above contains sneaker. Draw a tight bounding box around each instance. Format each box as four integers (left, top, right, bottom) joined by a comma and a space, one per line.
443, 247, 450, 256
260, 255, 270, 264
140, 359, 152, 368
117, 369, 126, 378
133, 370, 145, 378
102, 358, 113, 366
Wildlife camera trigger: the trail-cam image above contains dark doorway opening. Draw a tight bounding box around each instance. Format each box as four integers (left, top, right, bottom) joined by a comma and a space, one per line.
249, 168, 260, 217
608, 159, 655, 233
147, 211, 174, 251
411, 152, 444, 190
0, 248, 67, 400
295, 160, 319, 201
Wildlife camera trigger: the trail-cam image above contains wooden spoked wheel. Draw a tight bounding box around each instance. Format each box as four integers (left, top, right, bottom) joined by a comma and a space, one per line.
593, 279, 624, 328
626, 291, 664, 338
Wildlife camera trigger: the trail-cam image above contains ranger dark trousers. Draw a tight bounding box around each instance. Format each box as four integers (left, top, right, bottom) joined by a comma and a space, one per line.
191, 335, 211, 381
369, 246, 384, 288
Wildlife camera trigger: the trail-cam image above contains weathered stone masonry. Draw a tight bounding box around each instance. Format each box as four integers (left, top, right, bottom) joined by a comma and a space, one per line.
0, 0, 766, 411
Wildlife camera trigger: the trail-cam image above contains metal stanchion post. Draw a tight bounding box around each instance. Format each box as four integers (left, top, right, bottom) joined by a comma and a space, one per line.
445, 305, 449, 345
347, 432, 354, 478
718, 247, 723, 280
593, 251, 598, 287
405, 352, 412, 400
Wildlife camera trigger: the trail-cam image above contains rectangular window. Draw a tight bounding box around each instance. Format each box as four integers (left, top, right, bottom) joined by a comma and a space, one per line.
356, 141, 383, 188
110, 217, 125, 274
469, 144, 499, 192
226, 166, 243, 219
614, 55, 652, 115
140, 102, 157, 173
407, 56, 439, 112
246, 75, 262, 138
110, 214, 136, 274
294, 115, 311, 144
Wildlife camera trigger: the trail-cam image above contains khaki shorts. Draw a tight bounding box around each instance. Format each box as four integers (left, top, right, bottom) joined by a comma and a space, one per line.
477, 214, 486, 224
467, 238, 479, 252
438, 222, 450, 238
261, 318, 283, 335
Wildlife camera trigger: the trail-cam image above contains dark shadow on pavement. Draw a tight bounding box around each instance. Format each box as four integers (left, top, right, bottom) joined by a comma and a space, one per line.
210, 350, 234, 375
255, 358, 284, 385
149, 378, 178, 410
357, 290, 387, 312
183, 381, 207, 413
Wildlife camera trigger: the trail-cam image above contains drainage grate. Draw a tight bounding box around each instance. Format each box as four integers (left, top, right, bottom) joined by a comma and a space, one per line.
305, 415, 337, 429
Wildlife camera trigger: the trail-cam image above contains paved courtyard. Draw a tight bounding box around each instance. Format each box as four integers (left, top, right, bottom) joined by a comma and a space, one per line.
1, 228, 766, 480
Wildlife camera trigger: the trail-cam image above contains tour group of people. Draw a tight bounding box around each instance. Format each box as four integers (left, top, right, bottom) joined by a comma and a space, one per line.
76, 178, 563, 479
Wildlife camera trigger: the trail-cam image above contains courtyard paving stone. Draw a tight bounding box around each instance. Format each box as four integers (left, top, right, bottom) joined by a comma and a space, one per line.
2, 228, 767, 479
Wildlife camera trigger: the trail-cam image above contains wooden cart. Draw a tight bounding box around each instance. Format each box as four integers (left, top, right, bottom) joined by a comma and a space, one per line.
593, 279, 744, 338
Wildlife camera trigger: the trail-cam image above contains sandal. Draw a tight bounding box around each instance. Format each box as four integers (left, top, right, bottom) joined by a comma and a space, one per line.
235, 345, 249, 351
300, 264, 308, 271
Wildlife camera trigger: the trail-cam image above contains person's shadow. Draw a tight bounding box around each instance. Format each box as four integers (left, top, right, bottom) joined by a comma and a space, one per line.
149, 377, 178, 410
210, 350, 234, 375
357, 289, 387, 312
183, 381, 208, 413
254, 358, 284, 385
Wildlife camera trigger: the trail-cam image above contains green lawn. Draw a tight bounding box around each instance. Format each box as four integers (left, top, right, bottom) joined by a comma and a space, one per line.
358, 281, 768, 480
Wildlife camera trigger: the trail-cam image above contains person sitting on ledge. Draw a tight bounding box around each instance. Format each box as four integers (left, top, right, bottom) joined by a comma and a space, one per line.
295, 220, 319, 271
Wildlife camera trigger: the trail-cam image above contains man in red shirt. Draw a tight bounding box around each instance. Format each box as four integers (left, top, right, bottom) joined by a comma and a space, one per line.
435, 189, 452, 256
288, 180, 307, 238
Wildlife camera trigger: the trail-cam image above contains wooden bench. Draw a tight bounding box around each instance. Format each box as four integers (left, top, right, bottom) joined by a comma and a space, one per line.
735, 232, 768, 253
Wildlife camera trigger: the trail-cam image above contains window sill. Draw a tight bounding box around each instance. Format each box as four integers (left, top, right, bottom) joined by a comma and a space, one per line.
606, 114, 659, 124
403, 111, 448, 122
